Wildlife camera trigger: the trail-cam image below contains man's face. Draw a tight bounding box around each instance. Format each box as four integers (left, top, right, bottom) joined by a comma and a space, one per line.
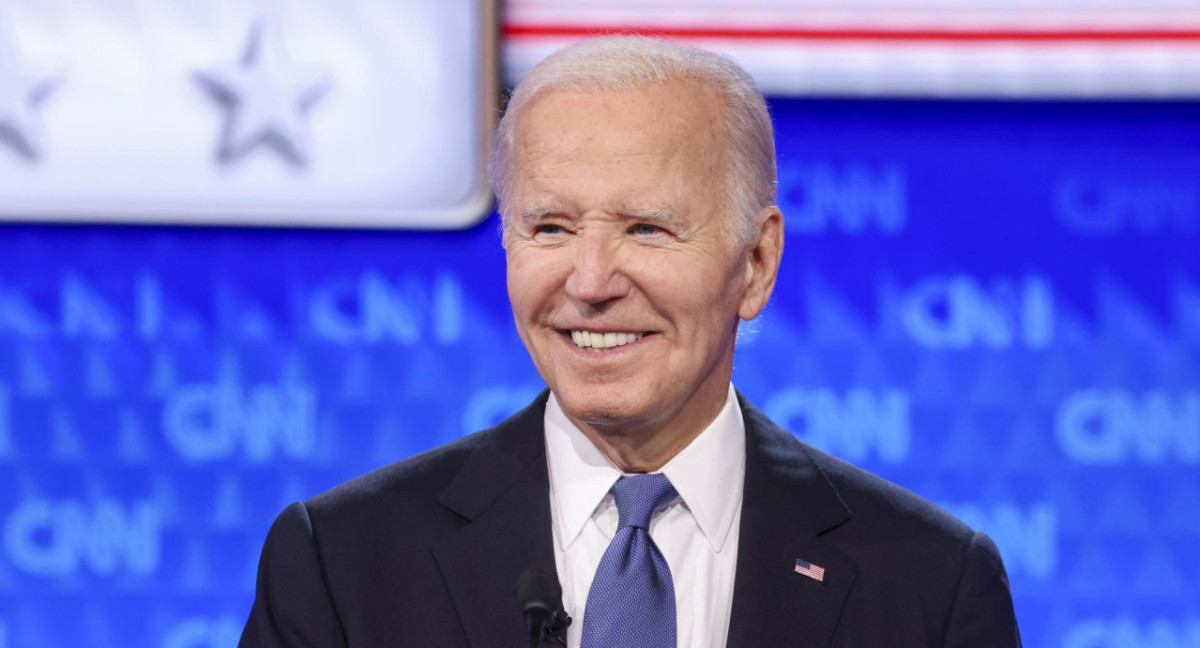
504, 80, 777, 442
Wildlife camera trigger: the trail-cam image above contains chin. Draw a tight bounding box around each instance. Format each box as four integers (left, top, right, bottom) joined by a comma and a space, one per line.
556, 388, 651, 431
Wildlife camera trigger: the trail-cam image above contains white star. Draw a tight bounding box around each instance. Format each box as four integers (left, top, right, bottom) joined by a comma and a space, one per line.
0, 26, 59, 160
195, 22, 330, 166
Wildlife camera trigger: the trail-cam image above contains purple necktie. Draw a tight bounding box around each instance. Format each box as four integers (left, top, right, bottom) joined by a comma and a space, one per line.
580, 473, 678, 648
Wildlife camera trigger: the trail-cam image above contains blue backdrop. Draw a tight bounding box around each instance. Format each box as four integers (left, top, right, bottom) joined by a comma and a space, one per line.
0, 98, 1197, 648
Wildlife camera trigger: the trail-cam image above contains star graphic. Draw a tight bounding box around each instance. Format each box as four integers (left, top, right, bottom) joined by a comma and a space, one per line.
195, 22, 330, 166
0, 25, 60, 160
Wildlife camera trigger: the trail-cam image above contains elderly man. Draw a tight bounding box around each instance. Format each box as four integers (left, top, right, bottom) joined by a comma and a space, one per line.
240, 37, 1020, 648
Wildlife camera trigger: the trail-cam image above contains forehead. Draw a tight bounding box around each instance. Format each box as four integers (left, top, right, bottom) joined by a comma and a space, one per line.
516, 80, 725, 146
511, 81, 727, 207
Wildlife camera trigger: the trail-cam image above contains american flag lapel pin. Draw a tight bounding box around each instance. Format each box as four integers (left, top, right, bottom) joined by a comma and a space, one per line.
794, 558, 826, 582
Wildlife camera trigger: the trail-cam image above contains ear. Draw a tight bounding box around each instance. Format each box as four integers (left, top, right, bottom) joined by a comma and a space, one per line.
738, 206, 784, 321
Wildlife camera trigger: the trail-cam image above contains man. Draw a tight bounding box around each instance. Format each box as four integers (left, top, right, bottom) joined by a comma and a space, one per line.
240, 36, 1021, 648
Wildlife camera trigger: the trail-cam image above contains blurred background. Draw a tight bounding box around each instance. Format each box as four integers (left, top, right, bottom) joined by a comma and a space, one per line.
0, 1, 1198, 646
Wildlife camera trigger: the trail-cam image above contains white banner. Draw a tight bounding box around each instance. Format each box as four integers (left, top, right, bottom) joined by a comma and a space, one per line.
504, 0, 1200, 98
0, 0, 497, 228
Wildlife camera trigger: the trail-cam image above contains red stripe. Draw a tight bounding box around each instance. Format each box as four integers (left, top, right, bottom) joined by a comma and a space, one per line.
795, 566, 824, 579
505, 23, 1200, 42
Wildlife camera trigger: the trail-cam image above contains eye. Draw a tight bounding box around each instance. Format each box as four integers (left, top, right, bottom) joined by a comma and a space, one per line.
530, 222, 570, 242
632, 222, 663, 236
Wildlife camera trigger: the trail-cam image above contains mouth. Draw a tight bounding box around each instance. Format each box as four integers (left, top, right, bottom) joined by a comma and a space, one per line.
561, 329, 648, 352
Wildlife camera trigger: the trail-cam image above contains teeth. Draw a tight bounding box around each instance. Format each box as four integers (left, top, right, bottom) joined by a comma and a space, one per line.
569, 330, 645, 350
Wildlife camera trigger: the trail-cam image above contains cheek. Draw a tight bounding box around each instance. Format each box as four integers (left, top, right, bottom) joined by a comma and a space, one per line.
663, 261, 746, 337
505, 254, 535, 316
507, 249, 561, 317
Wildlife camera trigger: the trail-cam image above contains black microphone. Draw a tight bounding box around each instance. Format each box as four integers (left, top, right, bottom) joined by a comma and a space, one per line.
517, 565, 570, 647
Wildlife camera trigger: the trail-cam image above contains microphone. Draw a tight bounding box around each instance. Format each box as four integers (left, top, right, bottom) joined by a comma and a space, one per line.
517, 565, 570, 647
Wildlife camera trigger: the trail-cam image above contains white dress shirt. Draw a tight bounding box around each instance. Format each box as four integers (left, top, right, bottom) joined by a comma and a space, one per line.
544, 384, 746, 648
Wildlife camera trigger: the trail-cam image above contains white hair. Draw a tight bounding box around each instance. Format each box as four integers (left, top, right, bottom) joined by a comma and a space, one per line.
489, 36, 777, 246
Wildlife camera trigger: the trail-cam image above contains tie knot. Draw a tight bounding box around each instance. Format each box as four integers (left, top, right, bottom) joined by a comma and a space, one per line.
610, 474, 677, 530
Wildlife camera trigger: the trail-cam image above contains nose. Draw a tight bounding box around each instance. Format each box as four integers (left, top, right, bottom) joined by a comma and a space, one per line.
564, 231, 631, 306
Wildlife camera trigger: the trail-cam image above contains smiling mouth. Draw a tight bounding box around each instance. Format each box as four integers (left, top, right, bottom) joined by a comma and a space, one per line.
565, 330, 646, 351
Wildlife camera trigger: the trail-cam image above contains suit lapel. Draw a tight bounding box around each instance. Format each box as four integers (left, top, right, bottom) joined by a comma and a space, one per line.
726, 395, 858, 648
433, 394, 561, 648
430, 391, 857, 647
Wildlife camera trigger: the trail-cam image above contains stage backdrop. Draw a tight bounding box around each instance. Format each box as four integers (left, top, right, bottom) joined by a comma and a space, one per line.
0, 97, 1197, 648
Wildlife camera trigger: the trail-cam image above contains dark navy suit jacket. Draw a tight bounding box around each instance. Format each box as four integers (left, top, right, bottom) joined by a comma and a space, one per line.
239, 392, 1021, 647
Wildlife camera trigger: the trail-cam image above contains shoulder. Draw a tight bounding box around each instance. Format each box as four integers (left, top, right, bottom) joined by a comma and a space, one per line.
306, 430, 486, 512
741, 395, 991, 587
806, 441, 974, 544
741, 398, 1019, 643
739, 396, 974, 542
798, 437, 1019, 644
300, 392, 549, 531
741, 395, 972, 544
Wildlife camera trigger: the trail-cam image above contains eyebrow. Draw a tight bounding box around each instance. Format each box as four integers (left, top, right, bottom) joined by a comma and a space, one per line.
623, 207, 686, 230
515, 205, 688, 231
516, 206, 570, 228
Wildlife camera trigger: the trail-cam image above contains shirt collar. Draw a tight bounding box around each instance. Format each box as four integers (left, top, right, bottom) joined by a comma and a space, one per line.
544, 384, 746, 553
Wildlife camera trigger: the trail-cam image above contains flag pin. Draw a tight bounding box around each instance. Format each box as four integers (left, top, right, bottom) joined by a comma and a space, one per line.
794, 558, 826, 582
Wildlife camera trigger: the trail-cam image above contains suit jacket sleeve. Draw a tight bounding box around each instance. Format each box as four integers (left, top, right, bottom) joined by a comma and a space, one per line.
240, 502, 347, 648
943, 531, 1022, 648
